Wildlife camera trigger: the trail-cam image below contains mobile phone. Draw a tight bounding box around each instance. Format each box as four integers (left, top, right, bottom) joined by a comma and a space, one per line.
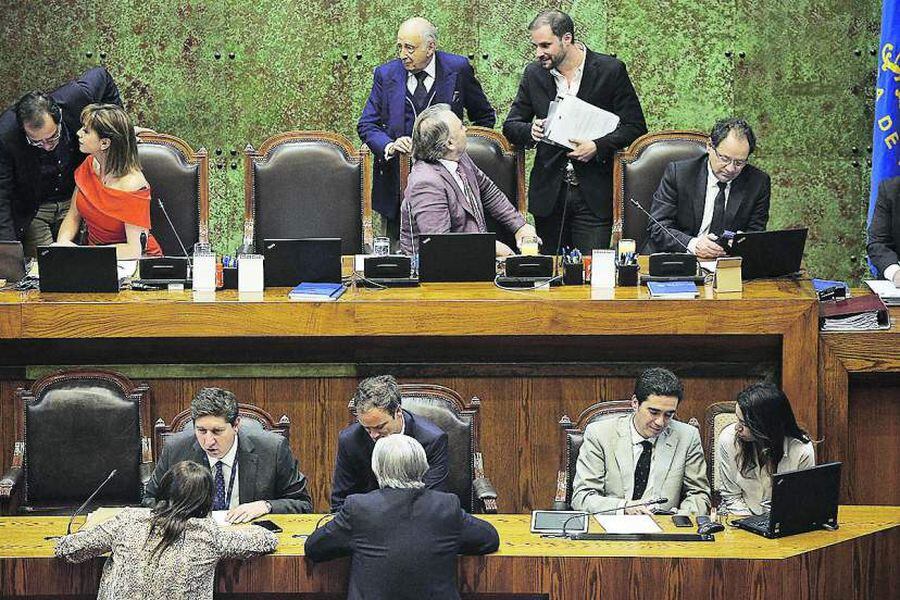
672, 515, 693, 528
252, 519, 283, 533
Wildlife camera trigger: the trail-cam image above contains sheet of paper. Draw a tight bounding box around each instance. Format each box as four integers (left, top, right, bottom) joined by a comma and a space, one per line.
212, 510, 230, 526
543, 95, 620, 149
595, 514, 663, 534
865, 279, 900, 298
83, 506, 125, 530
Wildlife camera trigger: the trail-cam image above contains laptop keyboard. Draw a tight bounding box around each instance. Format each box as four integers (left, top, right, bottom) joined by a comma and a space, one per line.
740, 513, 770, 528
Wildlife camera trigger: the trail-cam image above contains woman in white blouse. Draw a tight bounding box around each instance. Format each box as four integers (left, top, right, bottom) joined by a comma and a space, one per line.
718, 383, 815, 516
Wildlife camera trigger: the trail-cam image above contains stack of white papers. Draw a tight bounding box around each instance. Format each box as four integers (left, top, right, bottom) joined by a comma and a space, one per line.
821, 312, 884, 331
865, 280, 900, 306
595, 515, 663, 534
543, 96, 620, 149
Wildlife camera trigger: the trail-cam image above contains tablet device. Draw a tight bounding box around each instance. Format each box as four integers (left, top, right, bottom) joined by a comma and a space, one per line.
530, 510, 588, 535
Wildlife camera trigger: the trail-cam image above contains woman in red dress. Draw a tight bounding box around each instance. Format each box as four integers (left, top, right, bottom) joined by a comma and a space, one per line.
56, 103, 162, 258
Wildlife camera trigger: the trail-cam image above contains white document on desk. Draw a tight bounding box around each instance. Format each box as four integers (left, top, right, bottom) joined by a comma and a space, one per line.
543, 95, 620, 150
595, 514, 663, 534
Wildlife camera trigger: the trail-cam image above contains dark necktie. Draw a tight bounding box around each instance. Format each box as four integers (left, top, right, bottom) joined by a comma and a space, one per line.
708, 181, 728, 237
412, 71, 429, 112
460, 175, 486, 232
212, 461, 227, 510
632, 441, 653, 501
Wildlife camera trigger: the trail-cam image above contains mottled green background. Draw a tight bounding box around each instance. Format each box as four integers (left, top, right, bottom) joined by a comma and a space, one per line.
0, 1, 883, 281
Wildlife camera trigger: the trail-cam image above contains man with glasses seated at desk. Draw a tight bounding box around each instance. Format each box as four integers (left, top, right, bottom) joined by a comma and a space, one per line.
643, 118, 771, 260
0, 67, 151, 257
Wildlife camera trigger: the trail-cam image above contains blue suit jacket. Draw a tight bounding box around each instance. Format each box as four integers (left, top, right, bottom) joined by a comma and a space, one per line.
357, 52, 495, 220
330, 409, 449, 511
306, 488, 499, 600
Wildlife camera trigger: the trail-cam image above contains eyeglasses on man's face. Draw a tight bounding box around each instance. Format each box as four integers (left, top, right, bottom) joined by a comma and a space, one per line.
25, 122, 62, 148
711, 146, 749, 169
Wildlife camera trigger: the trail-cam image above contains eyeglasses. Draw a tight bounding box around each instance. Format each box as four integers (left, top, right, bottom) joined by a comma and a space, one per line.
25, 122, 62, 148
712, 146, 749, 168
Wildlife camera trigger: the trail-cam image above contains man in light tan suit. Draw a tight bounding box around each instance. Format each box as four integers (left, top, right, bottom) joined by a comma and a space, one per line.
572, 368, 711, 515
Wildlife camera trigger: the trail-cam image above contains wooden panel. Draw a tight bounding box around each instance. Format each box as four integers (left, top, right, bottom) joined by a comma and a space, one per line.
847, 379, 900, 505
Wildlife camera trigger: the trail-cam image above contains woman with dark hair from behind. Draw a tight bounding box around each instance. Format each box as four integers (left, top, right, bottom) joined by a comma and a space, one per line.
55, 460, 277, 600
718, 382, 815, 515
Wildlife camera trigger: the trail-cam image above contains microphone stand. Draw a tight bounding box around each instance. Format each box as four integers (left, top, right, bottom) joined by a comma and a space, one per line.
629, 198, 713, 276
45, 469, 118, 540
559, 496, 669, 539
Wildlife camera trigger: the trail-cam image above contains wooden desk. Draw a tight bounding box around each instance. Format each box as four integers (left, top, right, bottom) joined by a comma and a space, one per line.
1, 506, 897, 598
0, 281, 819, 512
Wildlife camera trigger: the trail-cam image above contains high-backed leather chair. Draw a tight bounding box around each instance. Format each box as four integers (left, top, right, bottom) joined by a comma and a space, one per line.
0, 370, 152, 515
244, 132, 373, 255
612, 130, 708, 249
348, 384, 498, 513
137, 133, 210, 254
399, 128, 526, 250
703, 401, 737, 500
154, 403, 290, 459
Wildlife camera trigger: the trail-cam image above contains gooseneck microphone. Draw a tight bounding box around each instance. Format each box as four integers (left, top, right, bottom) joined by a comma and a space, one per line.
43, 469, 118, 539
560, 496, 669, 538
156, 198, 193, 271
629, 197, 691, 253
406, 197, 419, 277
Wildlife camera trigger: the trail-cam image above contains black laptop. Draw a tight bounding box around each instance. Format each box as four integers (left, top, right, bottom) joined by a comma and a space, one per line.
732, 461, 841, 538
262, 238, 342, 286
417, 232, 496, 282
0, 241, 27, 283
728, 228, 808, 279
37, 246, 119, 293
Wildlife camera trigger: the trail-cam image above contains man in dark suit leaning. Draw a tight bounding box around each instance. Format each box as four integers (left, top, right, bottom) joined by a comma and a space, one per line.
867, 176, 900, 285
331, 375, 449, 511
399, 103, 538, 256
503, 9, 647, 255
144, 387, 312, 521
644, 118, 771, 258
0, 68, 133, 256
358, 17, 496, 241
308, 435, 499, 600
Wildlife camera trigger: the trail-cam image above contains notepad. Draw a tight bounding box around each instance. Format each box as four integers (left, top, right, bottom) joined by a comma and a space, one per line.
646, 281, 699, 299
595, 515, 663, 534
288, 282, 346, 301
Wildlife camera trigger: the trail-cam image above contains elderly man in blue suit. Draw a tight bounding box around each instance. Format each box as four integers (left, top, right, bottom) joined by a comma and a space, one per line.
358, 17, 496, 241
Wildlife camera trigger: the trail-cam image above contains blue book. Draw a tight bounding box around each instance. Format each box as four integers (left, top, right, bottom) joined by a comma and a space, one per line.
646, 281, 698, 299
288, 282, 346, 301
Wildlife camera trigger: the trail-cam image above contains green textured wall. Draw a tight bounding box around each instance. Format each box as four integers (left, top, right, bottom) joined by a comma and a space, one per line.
0, 1, 883, 281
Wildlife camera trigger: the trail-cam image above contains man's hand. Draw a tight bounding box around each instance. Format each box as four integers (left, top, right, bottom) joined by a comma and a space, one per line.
693, 234, 727, 260
386, 136, 413, 159
226, 500, 270, 524
567, 139, 598, 162
531, 119, 545, 142
51, 239, 77, 247
495, 241, 516, 257
892, 269, 900, 288
514, 223, 540, 250
623, 503, 655, 516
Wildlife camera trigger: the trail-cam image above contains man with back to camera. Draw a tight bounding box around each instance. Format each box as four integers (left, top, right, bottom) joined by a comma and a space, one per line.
144, 387, 312, 521
644, 117, 771, 258
330, 374, 449, 511
308, 435, 499, 600
358, 17, 496, 242
867, 175, 900, 285
0, 67, 152, 256
572, 367, 711, 515
399, 103, 539, 257
503, 9, 647, 255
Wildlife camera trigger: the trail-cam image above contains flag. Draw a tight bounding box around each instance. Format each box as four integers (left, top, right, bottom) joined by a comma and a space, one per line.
869, 0, 900, 275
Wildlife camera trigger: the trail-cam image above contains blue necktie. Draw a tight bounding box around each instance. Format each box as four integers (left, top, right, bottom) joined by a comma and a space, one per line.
412, 71, 429, 112
212, 461, 227, 510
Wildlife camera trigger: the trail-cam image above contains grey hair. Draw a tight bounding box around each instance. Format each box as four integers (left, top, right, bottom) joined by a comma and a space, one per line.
191, 387, 239, 424
354, 375, 402, 415
371, 435, 428, 489
401, 17, 438, 45
412, 103, 453, 163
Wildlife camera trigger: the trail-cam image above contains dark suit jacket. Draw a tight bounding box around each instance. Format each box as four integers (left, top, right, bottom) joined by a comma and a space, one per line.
330, 410, 448, 511
0, 67, 122, 241
867, 176, 900, 278
306, 487, 499, 600
143, 428, 312, 514
399, 152, 525, 254
502, 49, 646, 220
645, 154, 771, 253
357, 52, 496, 221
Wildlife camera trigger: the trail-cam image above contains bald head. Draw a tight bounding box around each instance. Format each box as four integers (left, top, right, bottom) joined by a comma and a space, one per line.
397, 17, 437, 72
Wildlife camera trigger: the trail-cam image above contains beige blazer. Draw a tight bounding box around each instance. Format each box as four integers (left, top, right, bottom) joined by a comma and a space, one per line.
572, 415, 711, 515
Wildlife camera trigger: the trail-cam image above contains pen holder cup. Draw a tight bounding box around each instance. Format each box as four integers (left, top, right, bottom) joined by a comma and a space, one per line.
222, 266, 238, 290
563, 262, 584, 285
616, 263, 639, 287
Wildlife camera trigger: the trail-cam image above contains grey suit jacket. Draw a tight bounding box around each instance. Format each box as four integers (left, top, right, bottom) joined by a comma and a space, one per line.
399, 153, 525, 255
143, 428, 312, 514
572, 415, 710, 515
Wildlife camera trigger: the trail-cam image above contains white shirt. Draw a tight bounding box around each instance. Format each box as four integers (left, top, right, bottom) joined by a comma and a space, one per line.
207, 438, 239, 510
438, 158, 467, 195
550, 42, 586, 98
406, 55, 436, 95
687, 161, 732, 254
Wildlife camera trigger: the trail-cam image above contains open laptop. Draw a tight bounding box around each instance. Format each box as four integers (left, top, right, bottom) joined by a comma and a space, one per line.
417, 232, 496, 282
37, 246, 119, 293
0, 241, 27, 283
727, 228, 808, 279
732, 461, 841, 538
262, 238, 342, 287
